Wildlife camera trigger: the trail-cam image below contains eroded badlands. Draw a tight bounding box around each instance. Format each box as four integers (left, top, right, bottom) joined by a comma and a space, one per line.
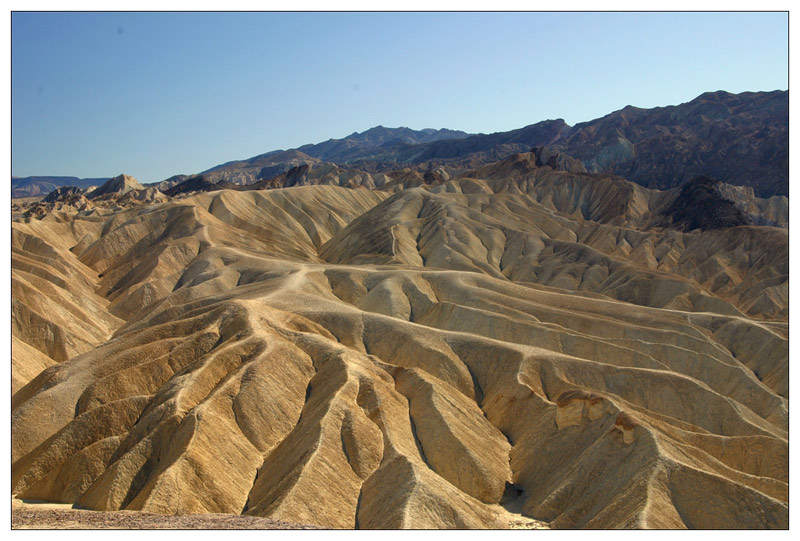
11, 166, 788, 528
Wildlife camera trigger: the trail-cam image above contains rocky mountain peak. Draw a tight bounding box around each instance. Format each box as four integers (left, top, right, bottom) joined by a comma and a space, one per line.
89, 174, 144, 199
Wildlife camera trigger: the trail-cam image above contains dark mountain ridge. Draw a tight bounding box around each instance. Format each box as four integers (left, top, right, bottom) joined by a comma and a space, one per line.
197, 90, 787, 197
14, 90, 788, 198
296, 126, 472, 162
554, 90, 788, 197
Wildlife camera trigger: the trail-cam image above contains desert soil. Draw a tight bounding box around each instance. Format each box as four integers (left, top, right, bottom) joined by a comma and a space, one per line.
11, 498, 321, 529
11, 498, 547, 530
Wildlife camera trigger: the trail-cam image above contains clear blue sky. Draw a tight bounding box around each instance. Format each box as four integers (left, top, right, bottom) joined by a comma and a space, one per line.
12, 11, 788, 183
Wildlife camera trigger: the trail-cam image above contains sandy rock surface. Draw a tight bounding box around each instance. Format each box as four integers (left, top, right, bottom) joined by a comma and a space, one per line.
11, 498, 321, 529
11, 166, 787, 529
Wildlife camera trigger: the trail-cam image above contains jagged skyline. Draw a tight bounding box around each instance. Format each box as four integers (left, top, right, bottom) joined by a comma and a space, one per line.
12, 11, 788, 183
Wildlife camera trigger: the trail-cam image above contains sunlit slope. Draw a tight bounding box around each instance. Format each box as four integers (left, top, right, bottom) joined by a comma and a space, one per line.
323, 177, 787, 320
11, 180, 787, 529
11, 214, 122, 393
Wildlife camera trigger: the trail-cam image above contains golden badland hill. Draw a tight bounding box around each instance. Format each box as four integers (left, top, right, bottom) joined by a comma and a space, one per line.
11, 158, 788, 528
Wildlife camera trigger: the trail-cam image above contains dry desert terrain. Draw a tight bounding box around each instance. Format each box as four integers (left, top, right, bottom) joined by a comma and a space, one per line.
11, 158, 788, 528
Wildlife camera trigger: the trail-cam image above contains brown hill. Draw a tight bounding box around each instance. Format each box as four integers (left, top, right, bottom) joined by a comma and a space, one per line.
89, 174, 145, 199
11, 163, 788, 528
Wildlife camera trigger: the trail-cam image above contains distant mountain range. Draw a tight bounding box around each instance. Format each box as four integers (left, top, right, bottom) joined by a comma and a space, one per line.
191, 89, 789, 198
195, 128, 473, 186
298, 126, 472, 161
554, 90, 788, 198
13, 89, 788, 198
12, 176, 109, 198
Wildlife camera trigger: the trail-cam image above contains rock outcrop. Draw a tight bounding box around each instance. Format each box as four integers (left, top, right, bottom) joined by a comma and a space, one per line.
88, 174, 144, 199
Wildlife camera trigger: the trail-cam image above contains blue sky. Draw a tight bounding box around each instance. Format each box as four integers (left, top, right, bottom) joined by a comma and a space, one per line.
11, 11, 789, 183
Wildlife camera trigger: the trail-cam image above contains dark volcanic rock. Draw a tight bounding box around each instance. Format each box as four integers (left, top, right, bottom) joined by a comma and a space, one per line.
531, 146, 587, 173
164, 175, 235, 196
282, 164, 312, 188
43, 186, 84, 203
661, 176, 750, 231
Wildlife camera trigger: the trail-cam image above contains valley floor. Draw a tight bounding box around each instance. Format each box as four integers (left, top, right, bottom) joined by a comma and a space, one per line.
11, 498, 547, 530
11, 498, 322, 529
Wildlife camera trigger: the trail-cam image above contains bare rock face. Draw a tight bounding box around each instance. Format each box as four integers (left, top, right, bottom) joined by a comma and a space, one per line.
163, 175, 236, 196
11, 217, 122, 393
11, 170, 787, 529
88, 174, 144, 199
553, 90, 788, 197
531, 146, 587, 174
43, 186, 85, 203
658, 176, 750, 231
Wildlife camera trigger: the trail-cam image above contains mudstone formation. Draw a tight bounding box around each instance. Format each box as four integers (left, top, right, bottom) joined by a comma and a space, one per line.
11, 98, 788, 529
